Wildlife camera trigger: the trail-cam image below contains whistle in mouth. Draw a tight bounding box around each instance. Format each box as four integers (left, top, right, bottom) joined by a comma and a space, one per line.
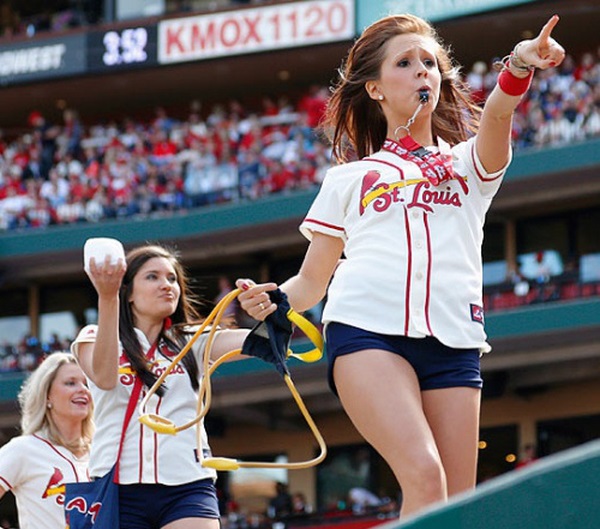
419, 89, 429, 103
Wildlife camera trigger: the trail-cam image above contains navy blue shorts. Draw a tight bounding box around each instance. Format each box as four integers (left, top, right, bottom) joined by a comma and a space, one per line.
118, 478, 219, 529
325, 322, 483, 396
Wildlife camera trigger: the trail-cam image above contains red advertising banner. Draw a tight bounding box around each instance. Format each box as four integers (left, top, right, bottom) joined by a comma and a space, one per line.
158, 0, 355, 64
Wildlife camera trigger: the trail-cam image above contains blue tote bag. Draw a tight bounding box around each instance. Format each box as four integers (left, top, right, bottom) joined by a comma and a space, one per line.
65, 377, 142, 528
64, 465, 119, 528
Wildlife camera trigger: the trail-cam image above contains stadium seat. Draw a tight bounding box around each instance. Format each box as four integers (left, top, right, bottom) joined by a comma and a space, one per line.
518, 250, 564, 279
580, 253, 600, 283
483, 261, 508, 286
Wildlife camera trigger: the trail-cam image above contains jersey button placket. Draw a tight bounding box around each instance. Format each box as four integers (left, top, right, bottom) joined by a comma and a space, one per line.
408, 213, 428, 333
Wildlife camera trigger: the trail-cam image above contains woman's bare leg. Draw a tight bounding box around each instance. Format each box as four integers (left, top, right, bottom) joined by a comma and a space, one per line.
334, 349, 447, 517
422, 387, 481, 496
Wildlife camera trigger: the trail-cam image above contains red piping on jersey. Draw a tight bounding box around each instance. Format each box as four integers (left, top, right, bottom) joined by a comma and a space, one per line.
0, 476, 12, 490
363, 157, 405, 178
423, 215, 434, 335
303, 218, 344, 233
364, 156, 414, 332
471, 143, 503, 182
403, 208, 413, 335
138, 397, 144, 483
154, 398, 162, 483
369, 155, 434, 334
33, 433, 80, 482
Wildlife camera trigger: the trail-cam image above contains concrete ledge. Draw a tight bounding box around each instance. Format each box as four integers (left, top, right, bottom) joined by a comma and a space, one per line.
379, 439, 600, 529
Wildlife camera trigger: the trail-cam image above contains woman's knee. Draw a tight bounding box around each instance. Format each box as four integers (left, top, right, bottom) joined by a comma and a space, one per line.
398, 450, 447, 499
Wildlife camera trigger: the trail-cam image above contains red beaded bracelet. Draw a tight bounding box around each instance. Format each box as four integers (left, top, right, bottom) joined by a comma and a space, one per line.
498, 68, 534, 96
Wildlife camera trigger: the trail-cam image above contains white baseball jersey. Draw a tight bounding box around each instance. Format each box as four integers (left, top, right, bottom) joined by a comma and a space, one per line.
300, 136, 510, 352
71, 325, 218, 485
0, 433, 89, 529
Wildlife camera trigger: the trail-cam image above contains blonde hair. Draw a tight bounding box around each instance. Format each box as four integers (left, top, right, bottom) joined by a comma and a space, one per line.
19, 352, 94, 450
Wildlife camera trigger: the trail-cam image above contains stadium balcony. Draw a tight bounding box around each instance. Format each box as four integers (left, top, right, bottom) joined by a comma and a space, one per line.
1, 136, 599, 403
2, 136, 598, 285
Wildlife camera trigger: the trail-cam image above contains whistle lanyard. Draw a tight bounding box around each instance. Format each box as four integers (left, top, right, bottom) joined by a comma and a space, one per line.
383, 136, 465, 192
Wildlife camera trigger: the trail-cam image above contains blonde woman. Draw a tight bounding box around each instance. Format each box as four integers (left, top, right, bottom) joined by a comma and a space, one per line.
0, 352, 93, 528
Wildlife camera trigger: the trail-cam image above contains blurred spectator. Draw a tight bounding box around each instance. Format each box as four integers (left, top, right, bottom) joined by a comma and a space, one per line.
466, 60, 488, 103
28, 111, 60, 180
510, 270, 530, 298
47, 333, 66, 352
532, 250, 560, 302
297, 85, 329, 128
214, 275, 238, 328
516, 443, 539, 469
0, 185, 34, 229
268, 482, 292, 520
55, 194, 86, 224
291, 492, 312, 515
347, 487, 383, 515
21, 147, 43, 181
238, 149, 266, 200
153, 106, 177, 134
61, 108, 84, 159
264, 160, 295, 194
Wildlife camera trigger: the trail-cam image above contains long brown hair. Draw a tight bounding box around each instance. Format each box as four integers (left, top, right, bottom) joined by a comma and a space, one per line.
119, 244, 203, 394
323, 14, 481, 163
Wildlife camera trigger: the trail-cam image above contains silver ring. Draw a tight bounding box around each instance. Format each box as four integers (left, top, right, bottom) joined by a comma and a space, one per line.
259, 302, 265, 310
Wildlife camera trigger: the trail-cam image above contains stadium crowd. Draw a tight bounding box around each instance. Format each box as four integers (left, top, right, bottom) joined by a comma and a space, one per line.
0, 333, 67, 373
0, 0, 266, 40
0, 50, 599, 372
0, 85, 332, 231
0, 49, 599, 232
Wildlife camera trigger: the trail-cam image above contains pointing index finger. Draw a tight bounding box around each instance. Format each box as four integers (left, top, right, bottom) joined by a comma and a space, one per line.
539, 14, 559, 43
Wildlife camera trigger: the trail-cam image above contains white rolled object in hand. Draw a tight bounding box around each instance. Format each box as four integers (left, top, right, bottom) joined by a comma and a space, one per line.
83, 237, 125, 273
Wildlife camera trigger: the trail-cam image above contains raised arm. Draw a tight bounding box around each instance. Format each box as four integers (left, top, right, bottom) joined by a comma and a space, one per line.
476, 15, 565, 173
77, 257, 126, 390
236, 232, 344, 319
281, 232, 344, 311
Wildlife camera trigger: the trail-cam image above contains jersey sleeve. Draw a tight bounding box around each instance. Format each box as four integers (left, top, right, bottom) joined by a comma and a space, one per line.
70, 324, 98, 358
184, 328, 214, 377
299, 167, 348, 242
0, 438, 24, 491
455, 136, 512, 199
